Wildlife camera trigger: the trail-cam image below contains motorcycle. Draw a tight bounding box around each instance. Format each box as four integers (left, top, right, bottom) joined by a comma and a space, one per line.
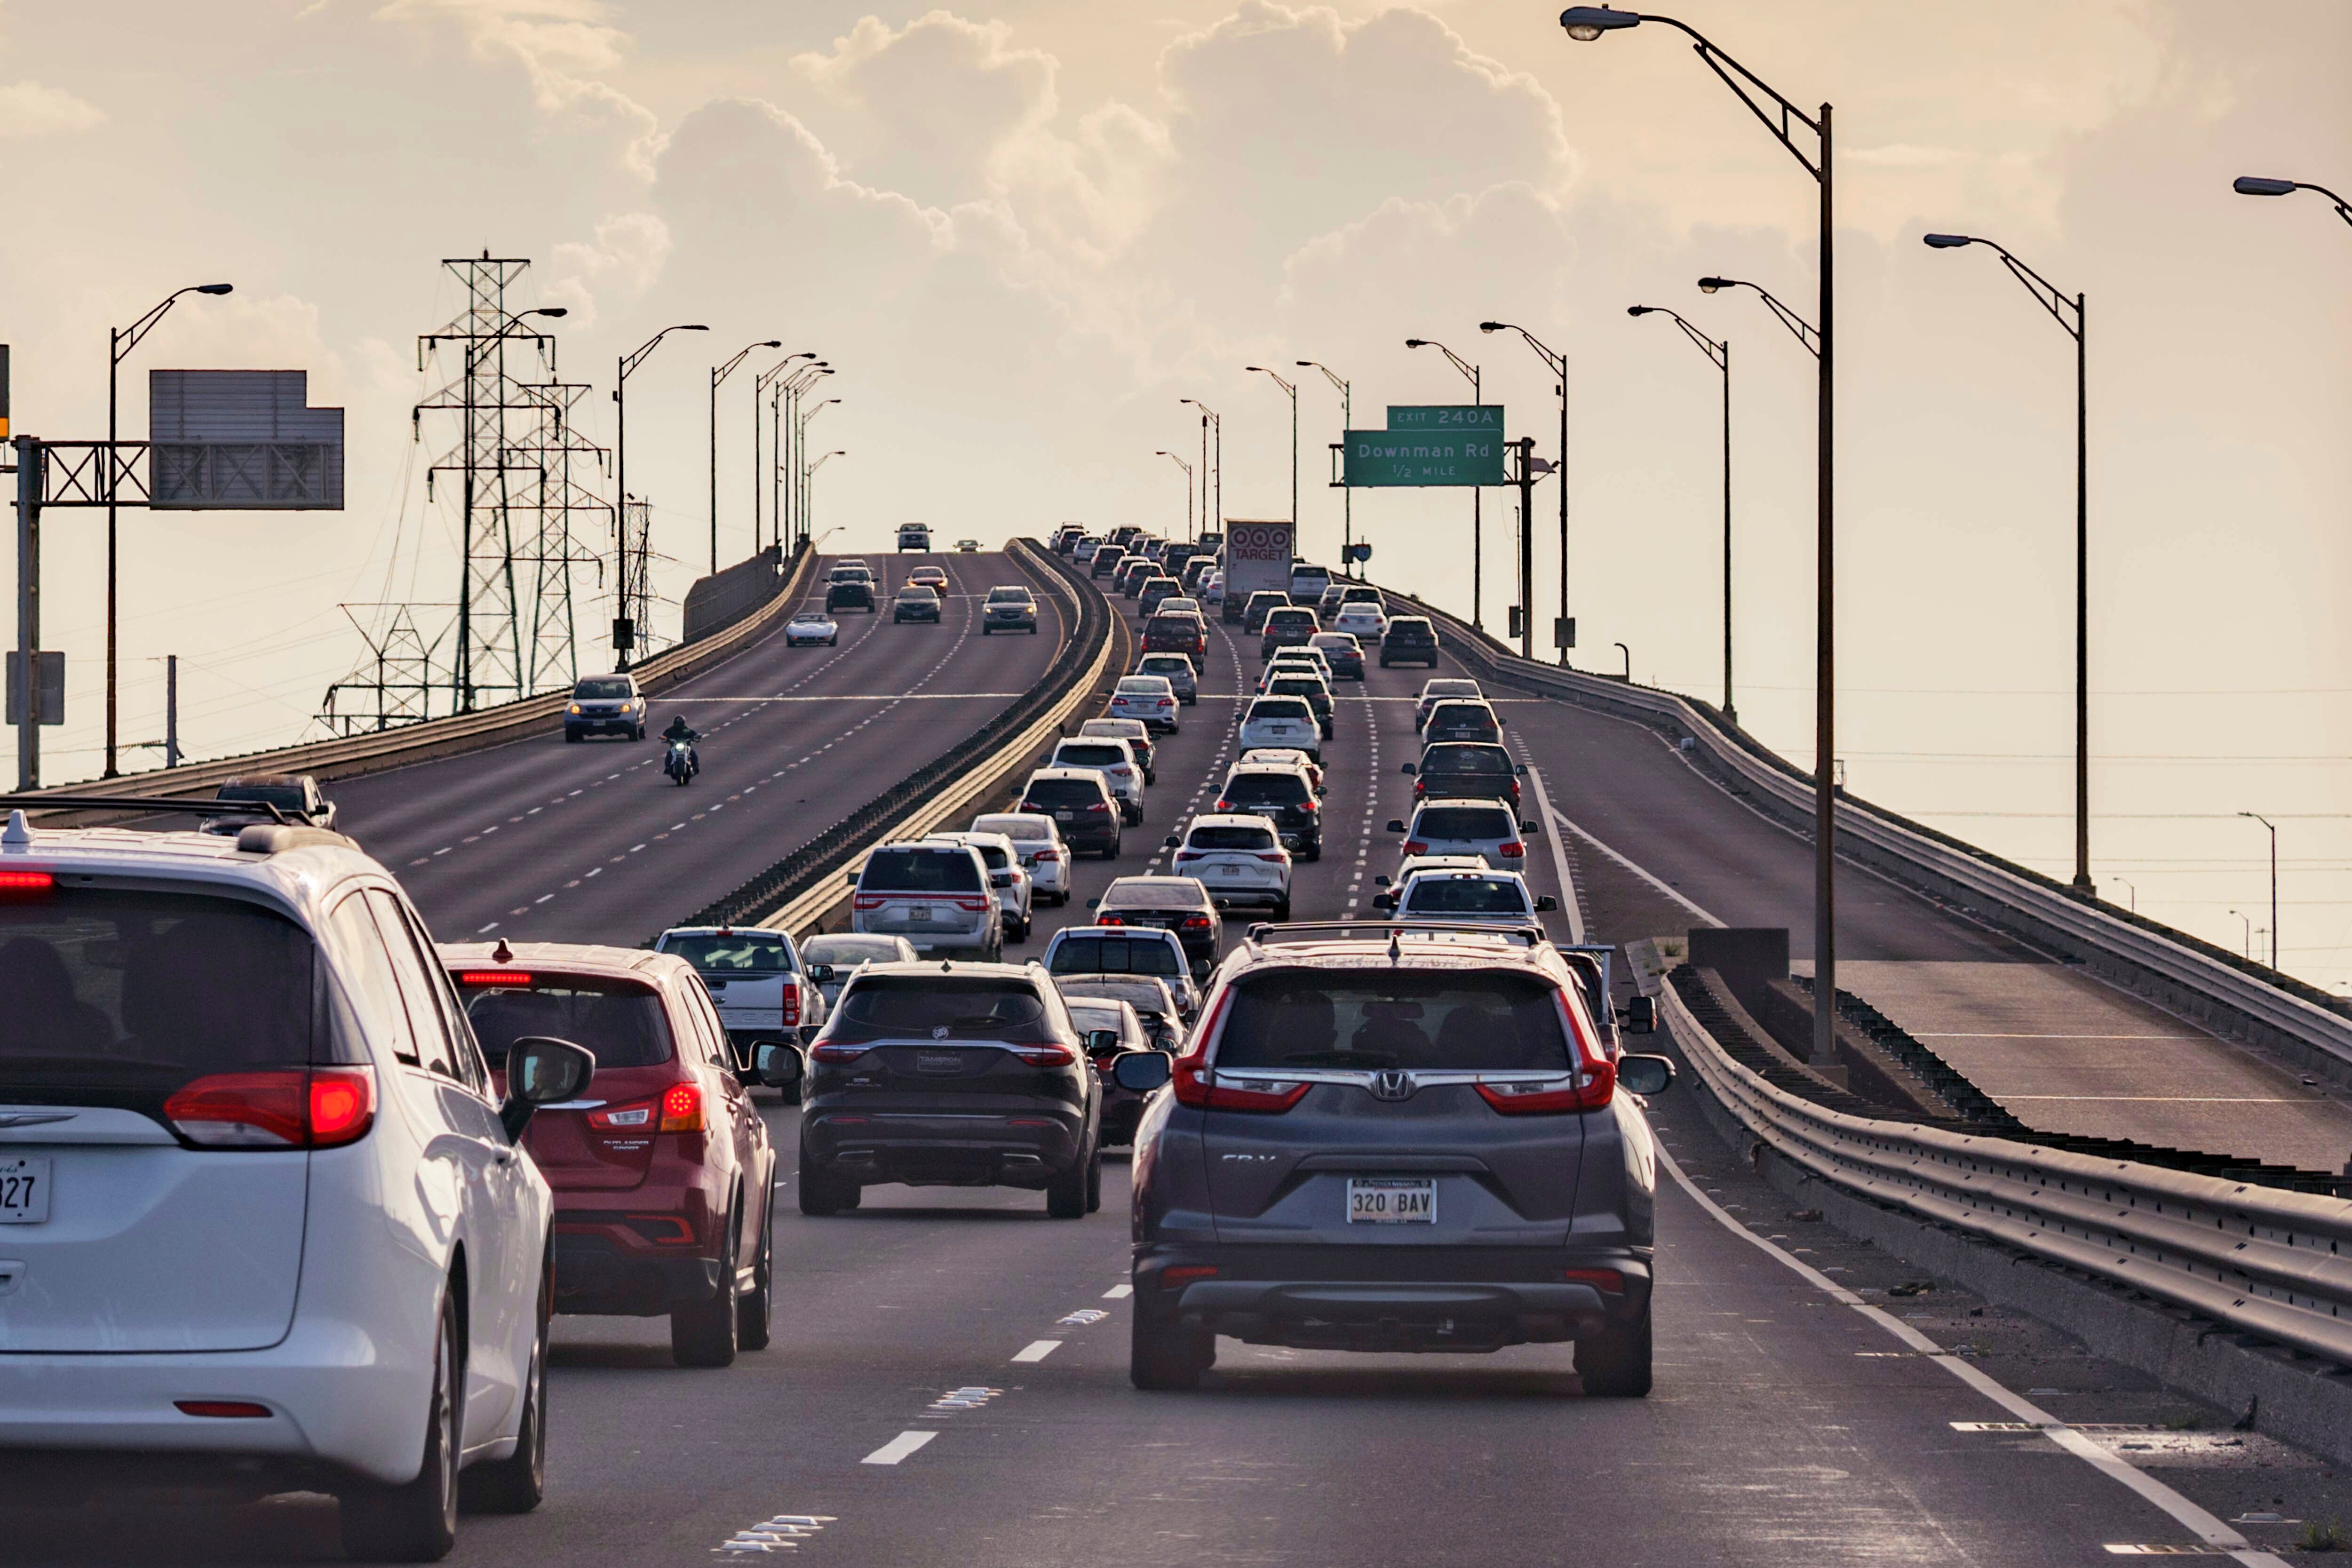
664, 739, 699, 786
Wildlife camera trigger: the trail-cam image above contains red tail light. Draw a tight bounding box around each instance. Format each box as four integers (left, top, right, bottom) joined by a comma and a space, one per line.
1086, 802, 1111, 813
1161, 1265, 1220, 1285
1180, 914, 1212, 930
1477, 993, 1614, 1114
588, 1099, 654, 1130
1170, 1058, 1308, 1113
811, 1043, 868, 1063
1402, 840, 1429, 855
659, 1082, 704, 1133
1014, 1043, 1076, 1067
1564, 1267, 1625, 1293
780, 978, 801, 1027
1098, 913, 1126, 925
0, 869, 54, 902
1255, 851, 1289, 862
853, 894, 886, 910
458, 971, 532, 987
1499, 841, 1526, 859
1214, 799, 1232, 812
1035, 848, 1061, 863
952, 895, 991, 912
164, 1068, 376, 1149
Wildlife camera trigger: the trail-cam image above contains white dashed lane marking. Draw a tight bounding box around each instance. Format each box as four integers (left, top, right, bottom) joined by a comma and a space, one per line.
860, 1431, 936, 1466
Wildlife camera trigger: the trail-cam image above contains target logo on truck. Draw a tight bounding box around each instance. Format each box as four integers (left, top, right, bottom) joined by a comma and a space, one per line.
1218, 519, 1297, 622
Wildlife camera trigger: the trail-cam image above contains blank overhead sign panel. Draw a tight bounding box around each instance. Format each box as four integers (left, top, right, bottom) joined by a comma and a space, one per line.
149, 369, 344, 510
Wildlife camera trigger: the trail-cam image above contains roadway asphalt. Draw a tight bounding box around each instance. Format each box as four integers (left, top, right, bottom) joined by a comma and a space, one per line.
11, 560, 2343, 1567
326, 550, 1064, 945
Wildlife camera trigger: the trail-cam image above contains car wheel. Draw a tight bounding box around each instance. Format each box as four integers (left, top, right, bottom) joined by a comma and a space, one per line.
1271, 899, 1292, 921
1577, 1307, 1653, 1398
1045, 1144, 1090, 1219
1130, 1311, 1215, 1391
798, 1141, 860, 1216
339, 1289, 460, 1562
669, 1218, 740, 1369
736, 1202, 775, 1352
564, 730, 580, 744
1084, 1138, 1104, 1213
1302, 839, 1322, 863
463, 1246, 549, 1514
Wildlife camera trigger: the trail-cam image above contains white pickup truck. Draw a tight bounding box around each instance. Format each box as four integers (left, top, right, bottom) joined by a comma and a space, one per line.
652, 925, 832, 1059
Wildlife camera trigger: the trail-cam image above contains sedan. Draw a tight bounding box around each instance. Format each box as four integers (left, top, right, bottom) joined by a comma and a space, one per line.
1065, 996, 1160, 1146
1109, 675, 1181, 733
1090, 874, 1222, 971
1134, 653, 1199, 706
907, 565, 949, 589
1309, 631, 1365, 681
1332, 603, 1388, 639
892, 585, 944, 623
786, 610, 840, 647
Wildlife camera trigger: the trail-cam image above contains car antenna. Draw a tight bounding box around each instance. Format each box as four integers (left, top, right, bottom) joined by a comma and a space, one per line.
491, 938, 514, 964
1387, 929, 1402, 965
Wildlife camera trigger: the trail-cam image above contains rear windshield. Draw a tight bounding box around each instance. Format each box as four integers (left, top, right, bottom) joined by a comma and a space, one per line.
1026, 779, 1107, 807
1104, 879, 1205, 910
1247, 593, 1287, 607
861, 848, 984, 892
661, 932, 792, 973
1429, 706, 1497, 731
1266, 610, 1316, 628
459, 976, 672, 1069
1405, 878, 1528, 914
1138, 657, 1192, 674
1190, 824, 1277, 850
1423, 746, 1510, 774
973, 815, 1051, 843
1057, 744, 1128, 767
1216, 970, 1570, 1071
1424, 681, 1480, 698
1416, 806, 1515, 839
1249, 698, 1311, 721
1388, 621, 1436, 640
1080, 721, 1144, 738
896, 587, 936, 600
574, 678, 631, 699
834, 977, 1050, 1041
1224, 773, 1309, 806
1049, 934, 1182, 978
1116, 678, 1169, 694
801, 935, 906, 966
1269, 679, 1325, 697
0, 889, 318, 1089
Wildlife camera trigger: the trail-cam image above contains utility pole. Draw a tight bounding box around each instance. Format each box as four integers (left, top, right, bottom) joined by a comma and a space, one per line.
15, 435, 40, 790
164, 653, 180, 768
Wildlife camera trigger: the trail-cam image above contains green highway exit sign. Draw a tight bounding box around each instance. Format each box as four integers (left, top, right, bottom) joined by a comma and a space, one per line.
1385, 404, 1505, 434
1343, 426, 1506, 486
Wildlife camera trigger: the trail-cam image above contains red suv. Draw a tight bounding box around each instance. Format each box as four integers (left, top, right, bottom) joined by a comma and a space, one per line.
443, 942, 783, 1368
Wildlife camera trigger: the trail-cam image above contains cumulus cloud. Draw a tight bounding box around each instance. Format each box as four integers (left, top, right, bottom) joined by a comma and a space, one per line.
542, 211, 672, 327
0, 80, 103, 138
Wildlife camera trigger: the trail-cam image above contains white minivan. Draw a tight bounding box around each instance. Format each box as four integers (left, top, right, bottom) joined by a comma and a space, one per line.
0, 807, 593, 1560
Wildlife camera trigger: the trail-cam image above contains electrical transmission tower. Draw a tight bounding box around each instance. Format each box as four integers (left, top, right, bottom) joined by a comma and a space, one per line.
316, 605, 447, 736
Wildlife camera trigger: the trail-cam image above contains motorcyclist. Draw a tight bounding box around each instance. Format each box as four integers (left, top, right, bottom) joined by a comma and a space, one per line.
660, 714, 701, 778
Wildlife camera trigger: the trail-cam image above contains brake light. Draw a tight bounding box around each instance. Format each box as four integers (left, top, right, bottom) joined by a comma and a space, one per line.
853, 894, 886, 910
164, 1068, 376, 1149
1214, 799, 1232, 812
659, 1082, 704, 1133
0, 868, 55, 900
952, 895, 991, 912
1035, 848, 1061, 864
780, 978, 801, 1027
1086, 802, 1111, 813
811, 1042, 869, 1063
1014, 1043, 1076, 1067
1499, 841, 1526, 859
1402, 840, 1429, 855
1256, 851, 1289, 862
1181, 914, 1212, 930
1169, 1051, 1310, 1114
1564, 1267, 1625, 1294
458, 971, 532, 987
588, 1099, 654, 1129
1097, 913, 1125, 925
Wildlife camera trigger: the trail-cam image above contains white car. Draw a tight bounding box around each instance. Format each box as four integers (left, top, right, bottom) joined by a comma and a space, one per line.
1332, 603, 1388, 639
798, 932, 920, 1008
1387, 797, 1540, 872
1049, 737, 1146, 825
926, 829, 1035, 942
1237, 694, 1321, 760
1260, 649, 1331, 689
1079, 717, 1156, 782
785, 610, 839, 647
1134, 653, 1199, 706
849, 840, 1003, 958
1108, 674, 1181, 733
1156, 597, 1202, 619
1201, 571, 1225, 605
969, 811, 1072, 906
1166, 813, 1293, 916
1374, 866, 1558, 927
1415, 677, 1485, 731
0, 808, 590, 1558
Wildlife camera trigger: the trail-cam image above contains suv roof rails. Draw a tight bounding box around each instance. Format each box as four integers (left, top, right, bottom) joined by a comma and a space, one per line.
0, 793, 293, 825
1241, 919, 1545, 948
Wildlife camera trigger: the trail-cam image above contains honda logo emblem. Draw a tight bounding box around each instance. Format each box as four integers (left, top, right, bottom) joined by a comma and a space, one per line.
1371, 1070, 1414, 1102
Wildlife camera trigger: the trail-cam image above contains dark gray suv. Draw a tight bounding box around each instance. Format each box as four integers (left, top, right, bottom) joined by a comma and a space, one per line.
1120, 923, 1674, 1395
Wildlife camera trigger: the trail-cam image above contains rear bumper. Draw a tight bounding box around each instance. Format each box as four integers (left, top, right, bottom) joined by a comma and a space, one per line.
551, 1231, 725, 1316
1133, 1248, 1651, 1353
803, 1109, 1083, 1189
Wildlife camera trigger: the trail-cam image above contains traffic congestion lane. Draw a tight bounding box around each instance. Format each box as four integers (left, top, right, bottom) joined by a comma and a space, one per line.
327, 551, 1066, 941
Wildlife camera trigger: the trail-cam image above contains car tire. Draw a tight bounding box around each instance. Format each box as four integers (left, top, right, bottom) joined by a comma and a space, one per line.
982, 626, 992, 636
1302, 839, 1322, 863
1578, 1307, 1653, 1398
463, 1247, 550, 1515
1084, 1138, 1104, 1213
736, 1202, 775, 1352
339, 1289, 460, 1562
777, 1075, 803, 1107
1045, 1141, 1090, 1219
670, 1223, 740, 1369
1271, 898, 1292, 921
1105, 835, 1122, 860
564, 730, 580, 744
798, 1142, 860, 1216
1130, 1312, 1214, 1391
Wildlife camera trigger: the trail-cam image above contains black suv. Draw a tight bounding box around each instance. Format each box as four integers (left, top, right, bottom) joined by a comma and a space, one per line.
1122, 924, 1674, 1393
1380, 616, 1440, 668
802, 961, 1104, 1218
1215, 764, 1322, 860
826, 578, 875, 613
1017, 767, 1123, 858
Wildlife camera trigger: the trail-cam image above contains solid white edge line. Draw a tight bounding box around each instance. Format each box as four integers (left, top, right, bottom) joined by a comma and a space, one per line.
1516, 762, 1585, 946
1654, 1141, 2284, 1565
1546, 804, 1725, 928
860, 1430, 938, 1465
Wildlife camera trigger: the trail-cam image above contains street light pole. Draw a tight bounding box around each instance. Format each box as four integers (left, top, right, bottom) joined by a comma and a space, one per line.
1923, 231, 2092, 898
1155, 451, 1194, 535
1244, 367, 1299, 541
1180, 399, 1221, 534
1562, 3, 1838, 1065
777, 365, 830, 550
106, 282, 232, 775
806, 451, 845, 541
1628, 305, 1734, 722
1405, 339, 1485, 631
614, 323, 710, 670
1475, 323, 1572, 662
798, 398, 840, 545
711, 339, 781, 574
2241, 811, 2277, 971
754, 353, 815, 553
1297, 362, 1351, 573
2232, 173, 2352, 231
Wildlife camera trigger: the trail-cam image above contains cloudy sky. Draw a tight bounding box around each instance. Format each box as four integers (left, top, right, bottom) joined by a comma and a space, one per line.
2, 0, 2348, 983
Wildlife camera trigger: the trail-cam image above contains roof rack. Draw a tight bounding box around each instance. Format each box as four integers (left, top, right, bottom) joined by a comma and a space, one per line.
0, 794, 291, 825
1241, 919, 1544, 948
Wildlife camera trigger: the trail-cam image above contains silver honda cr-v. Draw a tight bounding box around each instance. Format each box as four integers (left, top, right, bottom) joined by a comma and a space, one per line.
1118, 922, 1674, 1395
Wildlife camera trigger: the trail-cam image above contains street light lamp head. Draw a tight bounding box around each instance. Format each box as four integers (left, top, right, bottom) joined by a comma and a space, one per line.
196, 284, 235, 295
1244, 364, 1268, 372
1696, 276, 1732, 294
680, 324, 710, 331
1477, 321, 1504, 334
1560, 5, 1639, 40
1922, 232, 1976, 249
2233, 175, 2298, 197
1401, 339, 1427, 349
1627, 305, 1653, 317
757, 339, 782, 348
530, 307, 568, 318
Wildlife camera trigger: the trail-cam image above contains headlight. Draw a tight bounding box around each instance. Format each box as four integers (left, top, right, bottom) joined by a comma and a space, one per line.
619, 700, 634, 712
568, 703, 582, 714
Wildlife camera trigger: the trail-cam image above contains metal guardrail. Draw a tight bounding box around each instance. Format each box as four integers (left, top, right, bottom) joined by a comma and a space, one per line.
671, 538, 1116, 939
16, 544, 817, 808
1660, 975, 2352, 1370
1377, 585, 2352, 1083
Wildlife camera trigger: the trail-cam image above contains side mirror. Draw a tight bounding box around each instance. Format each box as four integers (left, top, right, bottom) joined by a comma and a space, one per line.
845, 869, 861, 886
753, 1041, 804, 1090
1086, 897, 1101, 909
1370, 893, 1393, 911
1534, 894, 1559, 912
1386, 819, 1406, 834
1084, 1028, 1123, 1057
1373, 874, 1390, 888
1164, 835, 1183, 848
1399, 762, 1417, 776
1111, 1052, 1173, 1092
501, 1036, 596, 1140
1515, 764, 1529, 777
1618, 1054, 1675, 1095
807, 963, 835, 984
1619, 995, 1659, 1035
1521, 820, 1541, 836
